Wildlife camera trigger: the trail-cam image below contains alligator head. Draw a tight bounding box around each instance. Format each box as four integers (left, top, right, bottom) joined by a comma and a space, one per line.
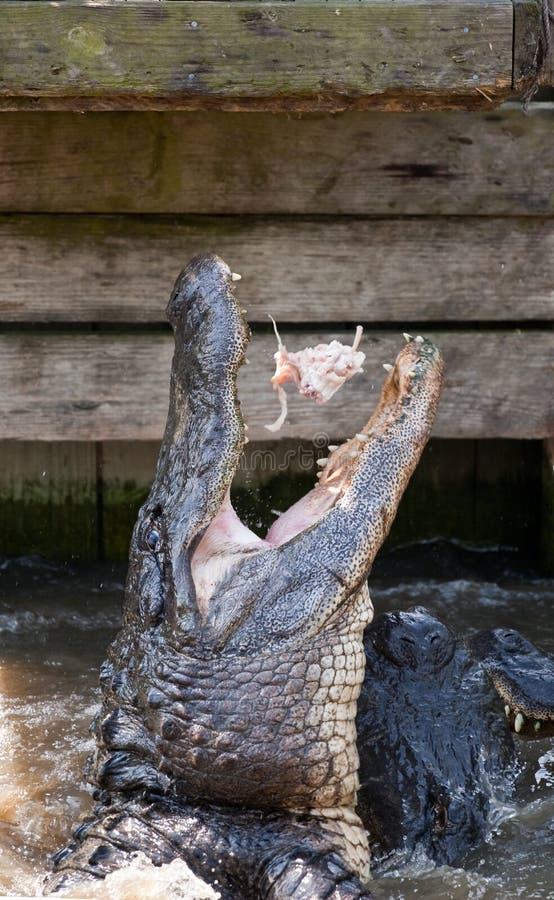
89, 254, 443, 882
357, 608, 516, 868
469, 629, 554, 738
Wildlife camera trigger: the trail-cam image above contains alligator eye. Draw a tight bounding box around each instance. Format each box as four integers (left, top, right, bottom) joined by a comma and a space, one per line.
146, 529, 161, 552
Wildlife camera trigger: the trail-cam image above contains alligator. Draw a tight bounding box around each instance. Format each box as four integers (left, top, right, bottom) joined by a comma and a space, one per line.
45, 255, 554, 898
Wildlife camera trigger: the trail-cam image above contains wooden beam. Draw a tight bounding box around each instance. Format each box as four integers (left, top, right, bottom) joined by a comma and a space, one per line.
513, 0, 554, 90
0, 0, 513, 112
1, 215, 553, 323
0, 330, 551, 441
0, 107, 553, 215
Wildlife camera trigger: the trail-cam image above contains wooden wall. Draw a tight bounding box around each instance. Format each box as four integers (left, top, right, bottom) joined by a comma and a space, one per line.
0, 105, 552, 565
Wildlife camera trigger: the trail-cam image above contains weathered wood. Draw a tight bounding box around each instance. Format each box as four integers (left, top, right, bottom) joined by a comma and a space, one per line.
0, 1, 513, 112
101, 441, 157, 560
513, 0, 554, 89
0, 330, 551, 441
0, 438, 542, 561
0, 107, 553, 215
2, 214, 554, 323
0, 441, 98, 559
542, 438, 554, 574
513, 0, 542, 88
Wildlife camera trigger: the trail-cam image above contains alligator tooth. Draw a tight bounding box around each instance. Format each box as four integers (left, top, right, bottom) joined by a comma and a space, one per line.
317, 457, 328, 467
403, 332, 412, 343
241, 308, 247, 315
244, 358, 250, 365
231, 272, 242, 282
244, 436, 250, 444
415, 335, 424, 343
409, 370, 416, 378
514, 713, 525, 733
244, 424, 249, 431
356, 433, 369, 442
505, 705, 511, 718
534, 720, 542, 733
348, 450, 358, 459
328, 445, 339, 452
383, 363, 394, 372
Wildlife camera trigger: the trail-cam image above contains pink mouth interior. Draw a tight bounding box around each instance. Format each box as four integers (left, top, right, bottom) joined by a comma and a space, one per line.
190, 468, 345, 617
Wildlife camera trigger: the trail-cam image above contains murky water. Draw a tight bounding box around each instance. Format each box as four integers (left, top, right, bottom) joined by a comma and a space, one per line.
0, 545, 552, 898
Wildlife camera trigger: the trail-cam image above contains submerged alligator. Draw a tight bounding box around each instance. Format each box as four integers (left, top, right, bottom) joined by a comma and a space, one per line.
47, 255, 554, 898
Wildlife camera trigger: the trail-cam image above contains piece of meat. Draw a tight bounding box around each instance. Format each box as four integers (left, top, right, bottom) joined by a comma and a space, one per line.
265, 317, 365, 432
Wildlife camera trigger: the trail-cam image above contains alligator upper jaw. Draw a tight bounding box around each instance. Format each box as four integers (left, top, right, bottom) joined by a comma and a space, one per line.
140, 254, 443, 625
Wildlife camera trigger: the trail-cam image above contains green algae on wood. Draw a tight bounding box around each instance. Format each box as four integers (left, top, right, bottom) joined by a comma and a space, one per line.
0, 1, 513, 111
0, 442, 98, 560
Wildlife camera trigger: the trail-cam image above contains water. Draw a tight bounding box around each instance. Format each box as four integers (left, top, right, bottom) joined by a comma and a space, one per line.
0, 545, 552, 898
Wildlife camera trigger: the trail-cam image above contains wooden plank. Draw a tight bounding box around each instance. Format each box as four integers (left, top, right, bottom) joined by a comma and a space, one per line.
101, 441, 158, 560
2, 215, 554, 323
0, 0, 513, 112
0, 437, 541, 562
0, 441, 98, 559
0, 330, 551, 441
513, 0, 554, 91
513, 0, 542, 90
0, 107, 553, 215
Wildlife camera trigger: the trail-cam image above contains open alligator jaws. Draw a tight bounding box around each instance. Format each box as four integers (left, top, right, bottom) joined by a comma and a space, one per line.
46, 256, 554, 898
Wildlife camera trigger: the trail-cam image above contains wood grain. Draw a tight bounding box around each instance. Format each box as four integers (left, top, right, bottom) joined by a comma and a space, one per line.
0, 0, 512, 111
513, 0, 554, 90
0, 330, 552, 441
1, 214, 553, 323
0, 107, 552, 215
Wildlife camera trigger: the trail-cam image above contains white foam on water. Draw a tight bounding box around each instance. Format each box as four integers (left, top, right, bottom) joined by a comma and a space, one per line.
53, 854, 220, 899
534, 749, 554, 788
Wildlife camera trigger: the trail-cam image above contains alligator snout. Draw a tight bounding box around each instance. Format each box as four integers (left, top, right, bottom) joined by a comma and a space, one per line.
367, 607, 456, 671
469, 628, 554, 737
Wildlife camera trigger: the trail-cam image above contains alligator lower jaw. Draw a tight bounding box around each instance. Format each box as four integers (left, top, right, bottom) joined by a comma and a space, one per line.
191, 332, 439, 619
468, 629, 554, 740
